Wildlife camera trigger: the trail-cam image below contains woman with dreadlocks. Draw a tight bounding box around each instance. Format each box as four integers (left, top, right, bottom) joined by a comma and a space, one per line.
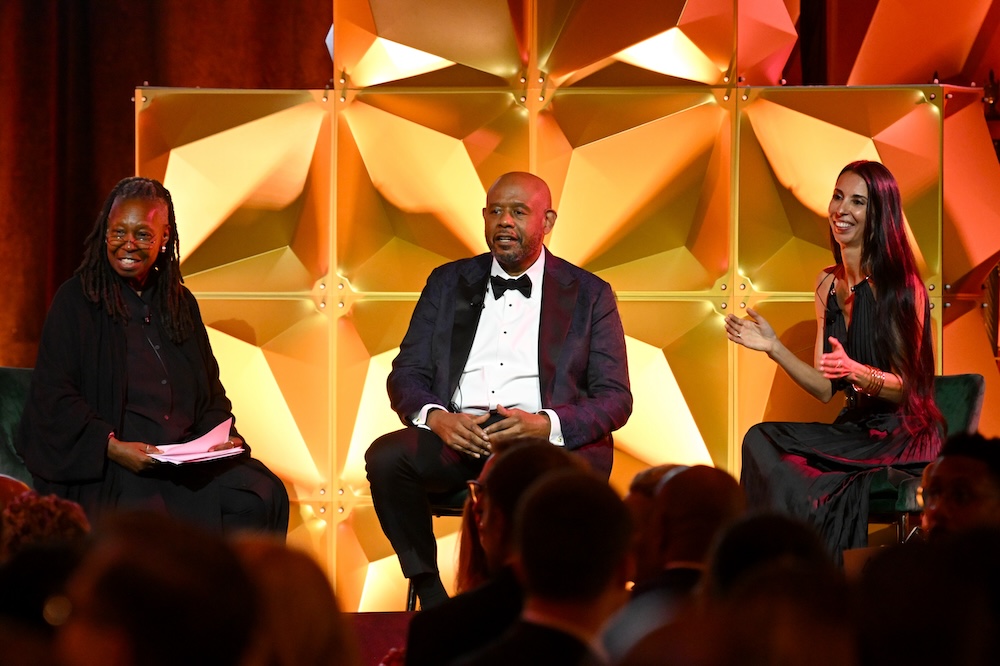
16, 177, 288, 535
724, 161, 942, 560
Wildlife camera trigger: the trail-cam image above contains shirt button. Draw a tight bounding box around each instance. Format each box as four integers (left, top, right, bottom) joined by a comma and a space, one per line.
164, 415, 170, 420
161, 379, 167, 385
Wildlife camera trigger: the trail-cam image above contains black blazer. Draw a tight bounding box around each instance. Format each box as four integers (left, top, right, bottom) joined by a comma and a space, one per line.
387, 248, 632, 475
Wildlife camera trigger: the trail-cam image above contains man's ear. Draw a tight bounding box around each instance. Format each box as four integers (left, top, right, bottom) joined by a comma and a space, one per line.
543, 209, 557, 235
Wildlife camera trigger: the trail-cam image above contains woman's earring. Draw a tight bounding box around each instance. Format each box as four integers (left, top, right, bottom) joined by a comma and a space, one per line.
160, 245, 167, 253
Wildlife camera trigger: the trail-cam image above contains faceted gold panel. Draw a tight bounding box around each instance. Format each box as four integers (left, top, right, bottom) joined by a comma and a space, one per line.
941, 88, 1000, 291
541, 89, 732, 291
336, 90, 528, 294
846, 0, 994, 85
735, 0, 798, 85
943, 301, 1000, 437
615, 299, 726, 472
137, 89, 332, 286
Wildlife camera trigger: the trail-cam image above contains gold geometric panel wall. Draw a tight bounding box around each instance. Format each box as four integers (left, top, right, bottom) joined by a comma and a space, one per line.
133, 0, 1000, 612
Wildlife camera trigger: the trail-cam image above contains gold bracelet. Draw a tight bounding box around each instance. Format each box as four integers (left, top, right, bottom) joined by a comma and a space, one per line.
866, 365, 885, 397
868, 368, 885, 398
852, 365, 885, 397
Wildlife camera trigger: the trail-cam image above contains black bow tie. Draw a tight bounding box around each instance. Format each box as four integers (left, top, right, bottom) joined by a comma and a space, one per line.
491, 274, 532, 299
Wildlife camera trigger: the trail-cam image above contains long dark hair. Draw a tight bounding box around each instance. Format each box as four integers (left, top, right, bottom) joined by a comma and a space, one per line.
830, 161, 941, 442
76, 177, 193, 343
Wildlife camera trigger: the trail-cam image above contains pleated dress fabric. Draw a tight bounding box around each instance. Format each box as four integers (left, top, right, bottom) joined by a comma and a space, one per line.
740, 280, 936, 559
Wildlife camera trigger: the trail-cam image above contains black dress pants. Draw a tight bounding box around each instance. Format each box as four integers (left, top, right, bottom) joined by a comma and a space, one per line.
100, 455, 290, 538
366, 426, 486, 578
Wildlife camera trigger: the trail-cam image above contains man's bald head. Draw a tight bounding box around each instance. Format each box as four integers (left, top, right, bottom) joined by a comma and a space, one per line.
483, 172, 556, 276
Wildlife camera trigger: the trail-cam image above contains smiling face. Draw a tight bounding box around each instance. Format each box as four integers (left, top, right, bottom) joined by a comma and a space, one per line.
105, 197, 169, 289
828, 171, 869, 251
483, 172, 556, 276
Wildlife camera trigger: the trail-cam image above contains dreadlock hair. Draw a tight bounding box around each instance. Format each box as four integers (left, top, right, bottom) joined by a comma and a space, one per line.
77, 177, 193, 343
828, 161, 942, 447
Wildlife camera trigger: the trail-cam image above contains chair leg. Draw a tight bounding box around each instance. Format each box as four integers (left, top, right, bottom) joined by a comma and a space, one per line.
406, 578, 418, 611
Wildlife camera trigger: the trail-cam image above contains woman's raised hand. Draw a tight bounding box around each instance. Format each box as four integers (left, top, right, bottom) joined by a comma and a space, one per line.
725, 308, 777, 353
819, 337, 854, 380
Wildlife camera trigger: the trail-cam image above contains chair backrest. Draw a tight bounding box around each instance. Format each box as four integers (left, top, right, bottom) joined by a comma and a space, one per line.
0, 473, 31, 511
0, 367, 34, 486
933, 373, 986, 439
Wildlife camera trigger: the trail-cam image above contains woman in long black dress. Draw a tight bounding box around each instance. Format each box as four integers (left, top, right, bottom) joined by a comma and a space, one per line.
17, 177, 288, 535
724, 160, 942, 557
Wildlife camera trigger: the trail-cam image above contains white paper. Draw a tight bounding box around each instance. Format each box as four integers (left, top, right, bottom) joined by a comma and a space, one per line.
148, 418, 244, 465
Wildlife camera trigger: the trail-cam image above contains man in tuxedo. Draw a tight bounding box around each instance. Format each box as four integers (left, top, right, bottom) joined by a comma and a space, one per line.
366, 171, 632, 608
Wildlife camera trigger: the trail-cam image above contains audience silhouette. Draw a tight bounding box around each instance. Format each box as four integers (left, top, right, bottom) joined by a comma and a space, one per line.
603, 464, 746, 663
922, 432, 1000, 542
407, 442, 583, 666
1, 449, 998, 666
454, 469, 634, 666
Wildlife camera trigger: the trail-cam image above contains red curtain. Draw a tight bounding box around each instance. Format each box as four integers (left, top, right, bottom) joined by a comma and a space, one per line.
0, 0, 332, 366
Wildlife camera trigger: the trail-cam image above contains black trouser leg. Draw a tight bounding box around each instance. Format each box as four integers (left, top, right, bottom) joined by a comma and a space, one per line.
366, 427, 484, 578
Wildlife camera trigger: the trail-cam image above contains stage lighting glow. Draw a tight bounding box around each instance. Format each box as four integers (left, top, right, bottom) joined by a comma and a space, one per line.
615, 28, 723, 84
351, 37, 454, 87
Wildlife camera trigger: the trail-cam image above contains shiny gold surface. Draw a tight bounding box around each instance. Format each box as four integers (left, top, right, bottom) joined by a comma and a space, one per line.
134, 1, 1000, 611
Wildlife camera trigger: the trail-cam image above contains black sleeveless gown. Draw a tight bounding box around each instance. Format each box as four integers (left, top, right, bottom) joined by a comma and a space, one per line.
740, 280, 939, 558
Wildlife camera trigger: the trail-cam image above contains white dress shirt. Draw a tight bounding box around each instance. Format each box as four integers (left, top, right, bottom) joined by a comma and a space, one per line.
414, 252, 564, 445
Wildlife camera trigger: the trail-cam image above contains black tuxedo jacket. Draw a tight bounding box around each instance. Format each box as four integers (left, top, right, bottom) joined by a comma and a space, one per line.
387, 248, 631, 475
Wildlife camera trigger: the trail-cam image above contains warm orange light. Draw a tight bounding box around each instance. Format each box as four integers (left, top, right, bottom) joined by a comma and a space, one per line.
351, 37, 454, 87
615, 28, 724, 84
745, 99, 880, 218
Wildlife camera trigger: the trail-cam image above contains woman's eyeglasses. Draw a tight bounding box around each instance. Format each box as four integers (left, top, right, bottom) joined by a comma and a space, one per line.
917, 482, 987, 510
107, 229, 158, 249
466, 479, 484, 507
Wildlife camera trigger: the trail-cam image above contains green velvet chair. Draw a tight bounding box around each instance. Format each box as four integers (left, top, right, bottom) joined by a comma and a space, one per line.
0, 367, 34, 487
868, 373, 986, 541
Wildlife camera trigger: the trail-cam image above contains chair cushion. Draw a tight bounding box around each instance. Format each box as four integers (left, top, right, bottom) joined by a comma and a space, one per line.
426, 488, 469, 516
869, 373, 985, 518
0, 367, 33, 486
935, 373, 986, 438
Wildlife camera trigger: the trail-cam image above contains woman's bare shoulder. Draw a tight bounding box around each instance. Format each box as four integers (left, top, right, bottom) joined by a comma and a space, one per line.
815, 265, 838, 291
